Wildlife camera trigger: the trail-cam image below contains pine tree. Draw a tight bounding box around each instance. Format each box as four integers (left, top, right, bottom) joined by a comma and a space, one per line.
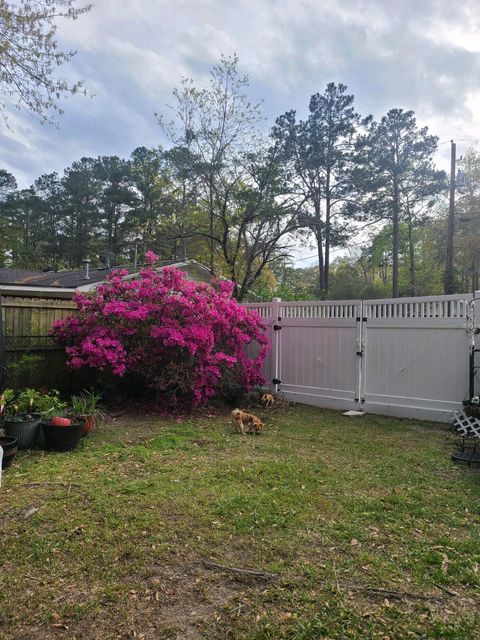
354, 109, 445, 297
273, 83, 364, 295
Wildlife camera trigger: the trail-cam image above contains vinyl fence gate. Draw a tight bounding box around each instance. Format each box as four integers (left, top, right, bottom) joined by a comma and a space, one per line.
245, 293, 474, 422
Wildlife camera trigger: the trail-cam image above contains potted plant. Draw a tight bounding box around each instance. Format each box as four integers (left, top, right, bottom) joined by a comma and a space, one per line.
2, 388, 68, 449
42, 415, 85, 452
34, 389, 68, 422
41, 393, 86, 452
0, 390, 17, 467
0, 435, 18, 469
70, 390, 105, 436
463, 396, 480, 418
2, 388, 43, 449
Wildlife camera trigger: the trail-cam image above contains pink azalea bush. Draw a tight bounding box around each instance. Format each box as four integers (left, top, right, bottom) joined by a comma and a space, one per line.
52, 252, 269, 406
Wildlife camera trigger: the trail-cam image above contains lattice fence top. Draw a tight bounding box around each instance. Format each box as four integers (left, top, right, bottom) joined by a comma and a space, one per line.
243, 303, 272, 319
363, 295, 472, 320
279, 301, 360, 319
244, 294, 473, 321
244, 299, 360, 320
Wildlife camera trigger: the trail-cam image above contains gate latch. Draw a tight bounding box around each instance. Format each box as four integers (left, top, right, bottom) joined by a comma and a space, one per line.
356, 338, 364, 357
273, 324, 282, 331
272, 378, 282, 385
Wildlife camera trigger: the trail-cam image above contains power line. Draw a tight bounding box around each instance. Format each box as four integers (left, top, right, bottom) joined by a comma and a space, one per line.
291, 240, 371, 264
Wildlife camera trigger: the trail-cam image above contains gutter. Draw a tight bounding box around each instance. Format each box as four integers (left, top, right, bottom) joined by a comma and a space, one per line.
0, 285, 76, 299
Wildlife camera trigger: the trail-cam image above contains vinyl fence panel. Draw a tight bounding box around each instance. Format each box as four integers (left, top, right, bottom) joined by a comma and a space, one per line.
361, 294, 472, 421
246, 294, 475, 422
276, 300, 362, 409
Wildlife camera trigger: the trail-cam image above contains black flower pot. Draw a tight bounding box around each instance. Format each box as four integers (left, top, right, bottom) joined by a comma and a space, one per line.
4, 413, 42, 449
463, 402, 480, 418
41, 421, 85, 452
0, 436, 18, 469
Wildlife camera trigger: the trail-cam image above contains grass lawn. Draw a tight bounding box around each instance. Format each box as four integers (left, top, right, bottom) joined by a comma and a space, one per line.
1, 404, 480, 639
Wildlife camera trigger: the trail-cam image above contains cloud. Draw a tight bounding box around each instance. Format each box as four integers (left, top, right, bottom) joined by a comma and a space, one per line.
2, 0, 480, 185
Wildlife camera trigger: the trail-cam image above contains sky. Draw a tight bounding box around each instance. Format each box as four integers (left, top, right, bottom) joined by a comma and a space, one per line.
2, 0, 480, 263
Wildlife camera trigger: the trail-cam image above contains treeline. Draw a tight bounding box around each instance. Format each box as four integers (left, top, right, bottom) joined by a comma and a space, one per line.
2, 54, 468, 301
269, 149, 480, 301
0, 149, 201, 270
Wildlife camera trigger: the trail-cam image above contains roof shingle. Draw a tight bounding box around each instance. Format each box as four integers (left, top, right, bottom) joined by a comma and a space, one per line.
0, 267, 121, 288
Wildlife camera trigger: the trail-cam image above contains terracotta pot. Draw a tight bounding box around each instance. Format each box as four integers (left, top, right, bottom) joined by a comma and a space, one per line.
85, 415, 95, 435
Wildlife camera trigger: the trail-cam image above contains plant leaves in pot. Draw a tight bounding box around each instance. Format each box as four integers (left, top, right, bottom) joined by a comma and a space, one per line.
1, 388, 68, 449
1, 388, 42, 449
70, 390, 105, 437
41, 392, 87, 452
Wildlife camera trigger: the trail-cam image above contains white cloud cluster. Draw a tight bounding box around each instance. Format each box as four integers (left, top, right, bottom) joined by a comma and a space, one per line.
2, 0, 480, 185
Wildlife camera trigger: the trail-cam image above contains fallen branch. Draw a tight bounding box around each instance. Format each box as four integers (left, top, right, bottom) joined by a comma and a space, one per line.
332, 560, 340, 593
345, 584, 442, 602
202, 560, 279, 580
109, 411, 127, 419
22, 482, 81, 488
201, 561, 475, 604
433, 583, 461, 597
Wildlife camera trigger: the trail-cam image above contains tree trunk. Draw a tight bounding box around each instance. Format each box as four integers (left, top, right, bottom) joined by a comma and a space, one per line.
407, 211, 415, 296
208, 174, 214, 275
392, 176, 400, 298
316, 235, 325, 296
325, 170, 331, 291
314, 202, 325, 295
181, 180, 187, 260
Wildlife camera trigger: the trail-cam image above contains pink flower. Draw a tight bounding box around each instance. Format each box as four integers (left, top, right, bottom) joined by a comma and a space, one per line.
51, 265, 270, 406
145, 250, 159, 265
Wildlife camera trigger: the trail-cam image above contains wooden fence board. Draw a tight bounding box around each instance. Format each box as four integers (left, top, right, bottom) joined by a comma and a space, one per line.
0, 296, 83, 391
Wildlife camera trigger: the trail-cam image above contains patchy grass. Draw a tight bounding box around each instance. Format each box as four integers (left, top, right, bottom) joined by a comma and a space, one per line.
1, 405, 480, 639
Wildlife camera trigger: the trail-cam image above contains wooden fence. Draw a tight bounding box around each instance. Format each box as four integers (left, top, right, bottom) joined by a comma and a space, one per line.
0, 296, 90, 391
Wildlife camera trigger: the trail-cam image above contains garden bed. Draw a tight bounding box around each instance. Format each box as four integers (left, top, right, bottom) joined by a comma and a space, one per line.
0, 405, 479, 639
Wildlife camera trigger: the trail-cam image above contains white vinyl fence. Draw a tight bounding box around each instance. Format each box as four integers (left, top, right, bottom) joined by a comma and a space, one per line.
244, 293, 475, 422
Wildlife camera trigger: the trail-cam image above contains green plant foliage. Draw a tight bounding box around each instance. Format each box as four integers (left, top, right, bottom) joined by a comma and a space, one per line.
0, 387, 67, 419
69, 389, 105, 421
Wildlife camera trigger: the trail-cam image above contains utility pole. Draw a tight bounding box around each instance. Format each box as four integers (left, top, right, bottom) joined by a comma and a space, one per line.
444, 140, 456, 294
133, 241, 138, 271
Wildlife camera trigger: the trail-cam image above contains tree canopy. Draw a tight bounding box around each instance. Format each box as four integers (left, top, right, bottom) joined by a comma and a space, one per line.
1, 56, 463, 301
0, 0, 91, 124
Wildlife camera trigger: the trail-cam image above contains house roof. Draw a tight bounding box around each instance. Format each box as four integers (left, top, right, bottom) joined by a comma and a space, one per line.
0, 267, 129, 288
0, 260, 211, 298
0, 268, 45, 284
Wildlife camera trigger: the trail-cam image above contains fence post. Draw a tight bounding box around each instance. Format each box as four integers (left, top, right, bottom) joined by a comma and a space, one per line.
470, 292, 480, 399
271, 297, 281, 392
0, 295, 4, 391
356, 300, 364, 404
